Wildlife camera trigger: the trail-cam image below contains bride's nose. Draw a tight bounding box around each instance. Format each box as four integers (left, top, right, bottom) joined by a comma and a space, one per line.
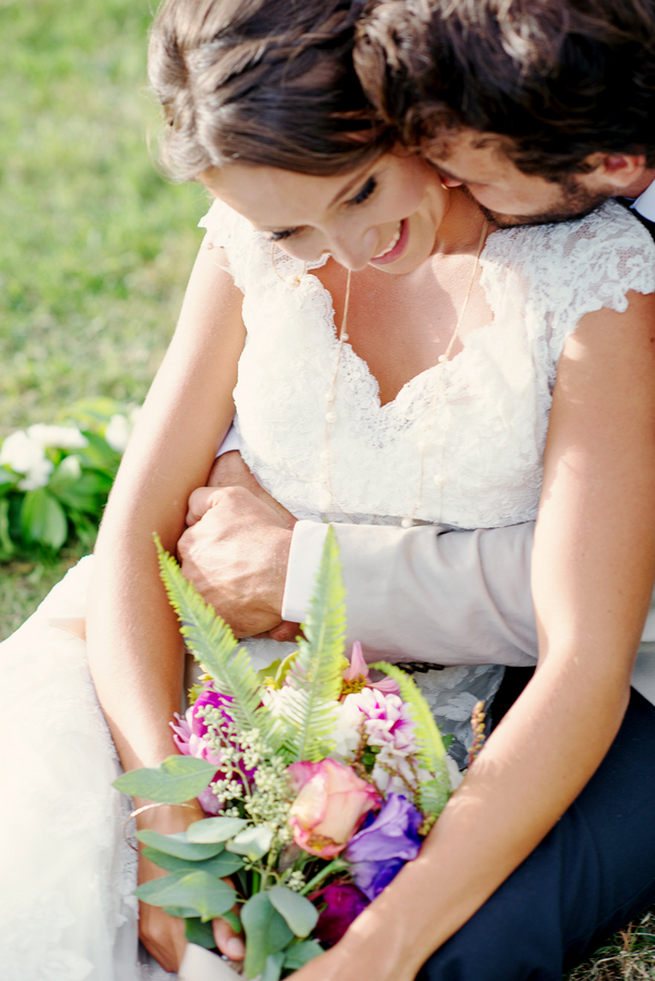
326, 227, 378, 271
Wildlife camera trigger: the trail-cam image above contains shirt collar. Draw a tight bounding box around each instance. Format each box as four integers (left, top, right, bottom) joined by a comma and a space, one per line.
632, 179, 655, 221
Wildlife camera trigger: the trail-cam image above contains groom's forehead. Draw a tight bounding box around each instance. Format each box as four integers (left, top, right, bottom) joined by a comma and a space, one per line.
424, 130, 524, 186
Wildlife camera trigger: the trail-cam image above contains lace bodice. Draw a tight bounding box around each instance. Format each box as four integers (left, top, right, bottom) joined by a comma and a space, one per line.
200, 199, 655, 530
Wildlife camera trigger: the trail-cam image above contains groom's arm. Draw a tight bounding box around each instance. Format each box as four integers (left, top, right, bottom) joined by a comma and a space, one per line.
297, 520, 539, 665
178, 453, 539, 664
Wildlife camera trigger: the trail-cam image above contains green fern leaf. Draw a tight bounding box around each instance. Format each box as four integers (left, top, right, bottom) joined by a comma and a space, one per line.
274, 527, 346, 762
369, 661, 452, 818
155, 536, 273, 739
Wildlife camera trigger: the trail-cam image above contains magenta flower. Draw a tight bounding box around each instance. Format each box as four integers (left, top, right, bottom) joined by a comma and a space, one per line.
311, 881, 369, 947
170, 684, 240, 815
344, 794, 423, 900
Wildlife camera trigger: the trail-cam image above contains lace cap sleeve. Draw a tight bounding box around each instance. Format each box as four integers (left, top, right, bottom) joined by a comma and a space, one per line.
198, 197, 278, 292
541, 201, 655, 365
198, 197, 326, 292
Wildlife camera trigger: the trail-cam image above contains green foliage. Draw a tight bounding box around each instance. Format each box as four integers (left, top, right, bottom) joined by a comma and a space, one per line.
0, 399, 131, 561
271, 527, 346, 762
0, 0, 204, 438
155, 537, 269, 738
136, 870, 237, 922
242, 892, 295, 978
371, 661, 452, 818
113, 754, 218, 804
268, 886, 318, 938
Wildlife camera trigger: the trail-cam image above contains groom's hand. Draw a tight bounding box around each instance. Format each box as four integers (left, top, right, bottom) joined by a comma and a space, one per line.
178, 457, 298, 637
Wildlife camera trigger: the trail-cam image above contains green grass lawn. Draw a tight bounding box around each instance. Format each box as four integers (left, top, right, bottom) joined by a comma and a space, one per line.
1, 1, 654, 976
1, 0, 204, 636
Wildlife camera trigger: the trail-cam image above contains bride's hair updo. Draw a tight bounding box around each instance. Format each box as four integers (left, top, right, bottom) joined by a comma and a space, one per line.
148, 0, 396, 180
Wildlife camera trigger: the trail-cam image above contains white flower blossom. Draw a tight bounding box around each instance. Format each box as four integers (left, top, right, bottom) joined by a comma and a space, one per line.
57, 455, 82, 480
104, 414, 131, 453
105, 407, 139, 453
0, 430, 53, 490
27, 423, 88, 451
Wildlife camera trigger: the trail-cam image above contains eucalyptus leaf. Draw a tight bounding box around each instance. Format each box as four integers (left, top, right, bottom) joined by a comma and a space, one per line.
221, 910, 242, 934
185, 917, 217, 950
141, 845, 244, 878
162, 905, 200, 918
137, 829, 225, 861
187, 817, 248, 843
267, 886, 318, 938
242, 892, 294, 978
261, 950, 285, 981
283, 940, 324, 970
225, 826, 274, 860
113, 754, 216, 803
137, 870, 237, 921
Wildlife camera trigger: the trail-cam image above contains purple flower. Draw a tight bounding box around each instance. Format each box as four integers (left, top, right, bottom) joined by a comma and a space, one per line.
344, 793, 423, 900
170, 684, 241, 815
311, 881, 369, 947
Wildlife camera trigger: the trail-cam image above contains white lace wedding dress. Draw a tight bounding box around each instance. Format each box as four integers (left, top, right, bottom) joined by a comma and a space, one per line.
1, 199, 653, 980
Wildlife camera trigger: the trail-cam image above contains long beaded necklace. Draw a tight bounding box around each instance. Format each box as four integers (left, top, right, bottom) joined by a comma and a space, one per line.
319, 219, 489, 526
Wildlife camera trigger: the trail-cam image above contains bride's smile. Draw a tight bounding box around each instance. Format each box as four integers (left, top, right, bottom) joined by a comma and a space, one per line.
200, 154, 461, 274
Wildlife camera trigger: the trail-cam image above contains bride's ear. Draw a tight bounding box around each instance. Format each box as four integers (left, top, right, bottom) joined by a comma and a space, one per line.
583, 152, 648, 192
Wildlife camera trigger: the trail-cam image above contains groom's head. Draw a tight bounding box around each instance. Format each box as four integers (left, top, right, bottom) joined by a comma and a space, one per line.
356, 0, 655, 226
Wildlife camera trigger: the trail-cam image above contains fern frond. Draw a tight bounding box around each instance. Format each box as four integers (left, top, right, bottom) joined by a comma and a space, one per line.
275, 527, 346, 762
155, 537, 270, 738
370, 662, 452, 818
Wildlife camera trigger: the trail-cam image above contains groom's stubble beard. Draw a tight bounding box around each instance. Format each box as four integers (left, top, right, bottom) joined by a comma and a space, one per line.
470, 176, 610, 229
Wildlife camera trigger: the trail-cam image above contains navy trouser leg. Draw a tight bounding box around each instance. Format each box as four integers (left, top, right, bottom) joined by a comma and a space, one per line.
416, 689, 655, 981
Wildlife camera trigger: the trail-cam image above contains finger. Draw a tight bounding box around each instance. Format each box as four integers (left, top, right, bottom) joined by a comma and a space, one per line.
212, 917, 245, 961
268, 620, 302, 642
186, 485, 221, 524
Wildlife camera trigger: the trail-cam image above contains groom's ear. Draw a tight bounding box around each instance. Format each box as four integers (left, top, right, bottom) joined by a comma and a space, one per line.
582, 152, 648, 192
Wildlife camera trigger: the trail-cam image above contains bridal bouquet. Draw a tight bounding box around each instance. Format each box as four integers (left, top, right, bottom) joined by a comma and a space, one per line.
115, 530, 460, 980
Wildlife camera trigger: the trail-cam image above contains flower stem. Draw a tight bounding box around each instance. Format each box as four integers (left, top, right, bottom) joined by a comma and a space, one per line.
300, 859, 349, 895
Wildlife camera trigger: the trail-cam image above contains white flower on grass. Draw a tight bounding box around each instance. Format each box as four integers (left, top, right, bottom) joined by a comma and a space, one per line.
104, 413, 133, 453
58, 454, 82, 480
0, 430, 53, 490
27, 423, 88, 451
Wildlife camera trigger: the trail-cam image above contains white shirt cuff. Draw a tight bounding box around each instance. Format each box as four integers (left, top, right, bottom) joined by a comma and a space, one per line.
633, 179, 655, 222
215, 422, 240, 458
281, 520, 329, 622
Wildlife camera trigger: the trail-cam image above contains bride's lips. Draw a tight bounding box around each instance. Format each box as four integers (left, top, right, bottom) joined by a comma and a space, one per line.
369, 218, 409, 266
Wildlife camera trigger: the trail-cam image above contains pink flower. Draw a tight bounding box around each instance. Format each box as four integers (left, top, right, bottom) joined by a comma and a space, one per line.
170, 684, 245, 815
287, 759, 381, 858
341, 642, 399, 697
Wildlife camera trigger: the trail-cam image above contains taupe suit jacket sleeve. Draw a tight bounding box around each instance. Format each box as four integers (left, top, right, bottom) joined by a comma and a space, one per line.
332, 522, 539, 666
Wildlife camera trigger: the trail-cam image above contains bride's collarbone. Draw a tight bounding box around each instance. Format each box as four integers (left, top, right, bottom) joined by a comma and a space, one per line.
311, 255, 491, 403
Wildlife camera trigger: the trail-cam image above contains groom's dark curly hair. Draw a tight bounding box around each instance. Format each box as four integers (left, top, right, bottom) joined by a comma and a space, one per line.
355, 0, 655, 178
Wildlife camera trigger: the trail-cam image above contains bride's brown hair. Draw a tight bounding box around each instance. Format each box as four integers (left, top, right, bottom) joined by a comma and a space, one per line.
148, 0, 396, 180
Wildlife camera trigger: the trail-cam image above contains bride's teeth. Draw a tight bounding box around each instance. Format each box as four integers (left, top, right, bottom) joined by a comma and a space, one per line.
374, 223, 401, 259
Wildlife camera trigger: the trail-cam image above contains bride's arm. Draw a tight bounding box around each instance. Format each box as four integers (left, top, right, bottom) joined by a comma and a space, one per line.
85, 239, 246, 969
290, 289, 655, 981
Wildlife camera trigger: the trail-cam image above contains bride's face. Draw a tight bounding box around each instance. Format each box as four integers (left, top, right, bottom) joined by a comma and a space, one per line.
201, 154, 450, 274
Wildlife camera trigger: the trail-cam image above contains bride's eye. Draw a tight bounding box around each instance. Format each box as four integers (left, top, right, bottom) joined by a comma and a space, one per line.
268, 227, 299, 242
348, 177, 377, 206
